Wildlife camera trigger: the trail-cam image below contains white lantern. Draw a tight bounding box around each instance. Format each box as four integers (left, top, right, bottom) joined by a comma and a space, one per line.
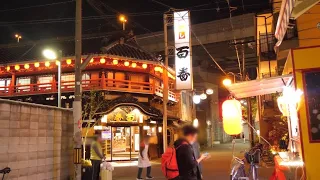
222, 99, 243, 135
193, 95, 201, 104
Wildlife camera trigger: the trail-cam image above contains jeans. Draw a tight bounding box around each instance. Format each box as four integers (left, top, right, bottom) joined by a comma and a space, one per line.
137, 166, 151, 178
91, 159, 101, 180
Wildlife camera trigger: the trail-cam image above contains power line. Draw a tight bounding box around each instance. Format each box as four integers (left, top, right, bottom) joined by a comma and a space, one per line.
226, 0, 242, 77
0, 12, 164, 26
0, 0, 75, 13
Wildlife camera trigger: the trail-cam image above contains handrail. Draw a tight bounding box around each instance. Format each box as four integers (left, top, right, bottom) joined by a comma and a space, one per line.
0, 78, 177, 101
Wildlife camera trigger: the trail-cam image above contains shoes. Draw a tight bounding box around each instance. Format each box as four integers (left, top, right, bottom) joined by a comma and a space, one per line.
146, 176, 154, 179
136, 178, 143, 180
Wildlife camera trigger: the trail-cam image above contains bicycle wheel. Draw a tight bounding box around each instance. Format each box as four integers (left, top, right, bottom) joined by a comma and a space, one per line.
251, 165, 259, 180
231, 164, 246, 180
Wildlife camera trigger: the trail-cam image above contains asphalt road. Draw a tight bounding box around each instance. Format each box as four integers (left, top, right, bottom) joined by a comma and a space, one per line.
112, 140, 274, 180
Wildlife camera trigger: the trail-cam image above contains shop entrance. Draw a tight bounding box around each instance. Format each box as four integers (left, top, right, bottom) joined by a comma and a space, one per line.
104, 126, 140, 161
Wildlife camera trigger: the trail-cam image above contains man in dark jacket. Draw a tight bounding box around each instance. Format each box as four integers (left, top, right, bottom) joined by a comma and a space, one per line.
174, 125, 207, 180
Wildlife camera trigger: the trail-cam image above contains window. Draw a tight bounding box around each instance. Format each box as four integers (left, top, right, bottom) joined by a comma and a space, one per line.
61, 74, 74, 89
17, 77, 31, 91
0, 79, 11, 91
37, 76, 53, 90
62, 73, 91, 89
82, 73, 91, 87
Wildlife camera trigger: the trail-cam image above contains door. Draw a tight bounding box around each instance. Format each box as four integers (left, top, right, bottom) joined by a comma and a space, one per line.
110, 126, 140, 161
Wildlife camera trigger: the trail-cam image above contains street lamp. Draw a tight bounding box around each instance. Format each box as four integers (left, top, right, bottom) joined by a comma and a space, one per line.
222, 78, 232, 86
119, 14, 127, 30
193, 95, 201, 104
43, 49, 62, 107
15, 34, 22, 43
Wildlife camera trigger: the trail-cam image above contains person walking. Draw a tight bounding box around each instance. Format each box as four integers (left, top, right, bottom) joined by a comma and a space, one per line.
137, 135, 153, 180
90, 134, 104, 180
174, 125, 208, 180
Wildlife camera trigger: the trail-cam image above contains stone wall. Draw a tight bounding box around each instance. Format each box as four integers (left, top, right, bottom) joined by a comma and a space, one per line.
0, 99, 74, 180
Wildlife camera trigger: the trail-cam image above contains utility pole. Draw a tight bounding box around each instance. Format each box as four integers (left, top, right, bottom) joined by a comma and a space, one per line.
162, 13, 169, 151
74, 0, 82, 179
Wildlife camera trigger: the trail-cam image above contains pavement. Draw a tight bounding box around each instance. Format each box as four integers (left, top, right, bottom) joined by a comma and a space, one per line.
112, 140, 274, 180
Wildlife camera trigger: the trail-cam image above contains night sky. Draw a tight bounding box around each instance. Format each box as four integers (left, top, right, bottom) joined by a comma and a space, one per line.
0, 0, 270, 44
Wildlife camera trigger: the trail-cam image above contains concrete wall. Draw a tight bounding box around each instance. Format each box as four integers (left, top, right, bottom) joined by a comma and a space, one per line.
0, 99, 73, 180
136, 13, 255, 52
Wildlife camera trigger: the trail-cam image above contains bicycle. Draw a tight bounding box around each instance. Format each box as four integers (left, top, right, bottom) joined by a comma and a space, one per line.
230, 143, 263, 180
0, 167, 11, 180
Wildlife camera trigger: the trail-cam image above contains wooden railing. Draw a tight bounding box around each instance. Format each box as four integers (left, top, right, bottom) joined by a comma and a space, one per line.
0, 78, 177, 101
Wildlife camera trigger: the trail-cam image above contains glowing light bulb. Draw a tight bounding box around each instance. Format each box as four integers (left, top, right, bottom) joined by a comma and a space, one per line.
34, 62, 40, 67
223, 78, 232, 86
206, 88, 214, 95
131, 62, 137, 68
45, 61, 50, 67
142, 64, 148, 69
113, 59, 118, 65
200, 93, 207, 100
193, 95, 201, 104
15, 65, 20, 70
124, 61, 130, 66
24, 64, 30, 69
66, 59, 72, 65
100, 58, 106, 64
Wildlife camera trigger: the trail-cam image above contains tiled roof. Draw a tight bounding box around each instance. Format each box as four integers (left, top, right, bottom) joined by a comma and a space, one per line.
0, 31, 157, 64
101, 36, 156, 60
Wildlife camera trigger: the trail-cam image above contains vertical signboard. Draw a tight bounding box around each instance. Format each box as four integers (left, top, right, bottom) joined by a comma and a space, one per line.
174, 11, 193, 90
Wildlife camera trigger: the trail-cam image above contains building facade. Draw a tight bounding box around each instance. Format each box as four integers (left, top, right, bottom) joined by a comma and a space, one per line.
0, 32, 194, 161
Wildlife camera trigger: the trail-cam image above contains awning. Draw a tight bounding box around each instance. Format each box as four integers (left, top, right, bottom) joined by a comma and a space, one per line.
226, 74, 293, 99
275, 0, 295, 48
291, 0, 320, 19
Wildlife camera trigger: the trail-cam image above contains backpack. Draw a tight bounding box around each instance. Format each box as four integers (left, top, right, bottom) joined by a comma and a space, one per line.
161, 143, 187, 179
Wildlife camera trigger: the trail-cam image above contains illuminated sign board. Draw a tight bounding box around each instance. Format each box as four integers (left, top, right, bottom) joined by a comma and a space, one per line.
174, 11, 193, 90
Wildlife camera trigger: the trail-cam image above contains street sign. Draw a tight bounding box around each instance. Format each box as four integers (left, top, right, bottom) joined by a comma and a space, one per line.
174, 11, 193, 90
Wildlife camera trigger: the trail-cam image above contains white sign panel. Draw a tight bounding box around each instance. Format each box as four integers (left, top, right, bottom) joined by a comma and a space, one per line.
174, 11, 193, 90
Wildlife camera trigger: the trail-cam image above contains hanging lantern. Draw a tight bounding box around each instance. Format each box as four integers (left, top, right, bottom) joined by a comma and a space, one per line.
222, 99, 243, 135
6, 66, 10, 71
100, 58, 106, 64
131, 62, 137, 68
90, 58, 94, 63
206, 88, 214, 95
15, 65, 20, 70
34, 62, 40, 67
24, 64, 30, 69
142, 64, 148, 69
45, 61, 50, 67
113, 59, 118, 65
66, 59, 72, 65
200, 93, 207, 100
124, 61, 130, 66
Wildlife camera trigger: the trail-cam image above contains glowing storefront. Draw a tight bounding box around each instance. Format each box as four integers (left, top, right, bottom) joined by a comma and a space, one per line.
226, 45, 320, 179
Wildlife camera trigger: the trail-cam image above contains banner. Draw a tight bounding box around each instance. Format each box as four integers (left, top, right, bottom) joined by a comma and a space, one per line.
174, 11, 193, 90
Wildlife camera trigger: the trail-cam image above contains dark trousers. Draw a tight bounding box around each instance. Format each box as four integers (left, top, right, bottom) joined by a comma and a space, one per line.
137, 166, 151, 178
91, 159, 101, 180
